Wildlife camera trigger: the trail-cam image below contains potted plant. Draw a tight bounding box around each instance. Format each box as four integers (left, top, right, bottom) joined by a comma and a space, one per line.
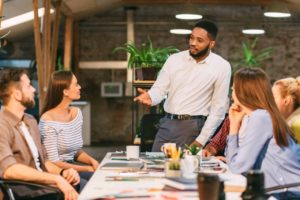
163, 145, 182, 178
113, 38, 179, 80
181, 144, 201, 178
184, 144, 202, 156
233, 37, 273, 72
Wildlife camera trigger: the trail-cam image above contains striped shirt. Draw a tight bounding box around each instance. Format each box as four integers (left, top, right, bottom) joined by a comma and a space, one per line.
39, 108, 83, 162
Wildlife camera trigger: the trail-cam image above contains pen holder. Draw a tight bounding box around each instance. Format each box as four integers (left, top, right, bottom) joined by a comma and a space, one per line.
165, 158, 181, 178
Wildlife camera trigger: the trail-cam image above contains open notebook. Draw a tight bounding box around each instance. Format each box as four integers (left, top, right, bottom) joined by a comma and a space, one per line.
163, 177, 197, 190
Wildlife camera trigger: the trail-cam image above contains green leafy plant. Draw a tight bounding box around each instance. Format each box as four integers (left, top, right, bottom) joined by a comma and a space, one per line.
168, 159, 180, 170
184, 144, 202, 155
113, 37, 179, 69
233, 37, 273, 71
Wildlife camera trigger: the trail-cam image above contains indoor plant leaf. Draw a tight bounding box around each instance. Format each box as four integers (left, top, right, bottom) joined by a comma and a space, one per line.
233, 37, 273, 71
113, 38, 179, 70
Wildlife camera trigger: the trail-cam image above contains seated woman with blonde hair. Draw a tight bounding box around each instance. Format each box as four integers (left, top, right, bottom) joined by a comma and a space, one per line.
39, 71, 99, 184
226, 68, 300, 199
272, 77, 300, 143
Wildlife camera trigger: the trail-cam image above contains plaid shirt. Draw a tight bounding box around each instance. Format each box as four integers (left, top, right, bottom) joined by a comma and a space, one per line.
205, 116, 230, 156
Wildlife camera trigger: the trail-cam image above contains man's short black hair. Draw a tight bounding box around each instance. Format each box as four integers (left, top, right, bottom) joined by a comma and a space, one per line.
193, 20, 218, 40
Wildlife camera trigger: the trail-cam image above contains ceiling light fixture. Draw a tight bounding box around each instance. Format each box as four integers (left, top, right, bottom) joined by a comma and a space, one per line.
242, 29, 265, 35
175, 2, 202, 20
264, 0, 291, 18
170, 29, 192, 35
175, 14, 202, 20
0, 7, 55, 30
242, 22, 265, 35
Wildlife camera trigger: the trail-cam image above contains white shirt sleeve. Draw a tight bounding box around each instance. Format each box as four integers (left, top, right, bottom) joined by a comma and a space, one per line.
196, 62, 231, 145
148, 58, 171, 106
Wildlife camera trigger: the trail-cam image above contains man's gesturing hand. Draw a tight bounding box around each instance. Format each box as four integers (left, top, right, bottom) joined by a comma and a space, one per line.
133, 88, 152, 106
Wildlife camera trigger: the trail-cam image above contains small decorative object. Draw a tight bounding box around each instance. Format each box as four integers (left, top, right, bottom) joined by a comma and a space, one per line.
181, 154, 199, 178
184, 144, 202, 155
181, 144, 201, 178
162, 143, 182, 178
165, 158, 181, 178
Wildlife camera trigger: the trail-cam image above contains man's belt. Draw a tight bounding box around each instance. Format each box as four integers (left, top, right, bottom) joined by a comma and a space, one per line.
165, 113, 207, 120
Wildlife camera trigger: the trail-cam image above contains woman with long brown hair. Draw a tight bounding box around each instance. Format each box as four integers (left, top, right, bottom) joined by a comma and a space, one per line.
39, 71, 99, 186
226, 68, 300, 198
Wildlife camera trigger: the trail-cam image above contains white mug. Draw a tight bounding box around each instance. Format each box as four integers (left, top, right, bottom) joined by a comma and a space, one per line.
161, 143, 176, 153
126, 145, 140, 160
181, 155, 199, 178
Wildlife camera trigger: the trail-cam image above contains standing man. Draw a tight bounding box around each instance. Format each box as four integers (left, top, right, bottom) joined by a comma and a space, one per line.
0, 69, 79, 200
134, 20, 231, 151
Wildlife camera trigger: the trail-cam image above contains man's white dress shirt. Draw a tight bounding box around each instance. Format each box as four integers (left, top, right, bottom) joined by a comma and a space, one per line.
148, 50, 231, 145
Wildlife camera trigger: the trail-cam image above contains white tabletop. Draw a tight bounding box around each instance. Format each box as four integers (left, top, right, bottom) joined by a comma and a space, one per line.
79, 153, 247, 200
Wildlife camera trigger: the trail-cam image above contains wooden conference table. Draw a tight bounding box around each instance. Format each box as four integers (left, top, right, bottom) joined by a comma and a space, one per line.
79, 152, 246, 200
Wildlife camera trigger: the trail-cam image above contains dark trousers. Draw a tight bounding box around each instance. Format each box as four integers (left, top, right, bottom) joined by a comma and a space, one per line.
79, 171, 93, 181
65, 160, 94, 192
151, 117, 206, 152
78, 171, 93, 192
270, 191, 300, 200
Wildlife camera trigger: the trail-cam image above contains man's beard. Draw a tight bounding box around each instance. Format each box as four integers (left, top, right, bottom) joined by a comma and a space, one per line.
189, 44, 210, 59
20, 93, 35, 109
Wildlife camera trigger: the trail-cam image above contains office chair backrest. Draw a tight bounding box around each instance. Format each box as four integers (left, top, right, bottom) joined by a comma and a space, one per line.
140, 113, 165, 152
0, 179, 63, 200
